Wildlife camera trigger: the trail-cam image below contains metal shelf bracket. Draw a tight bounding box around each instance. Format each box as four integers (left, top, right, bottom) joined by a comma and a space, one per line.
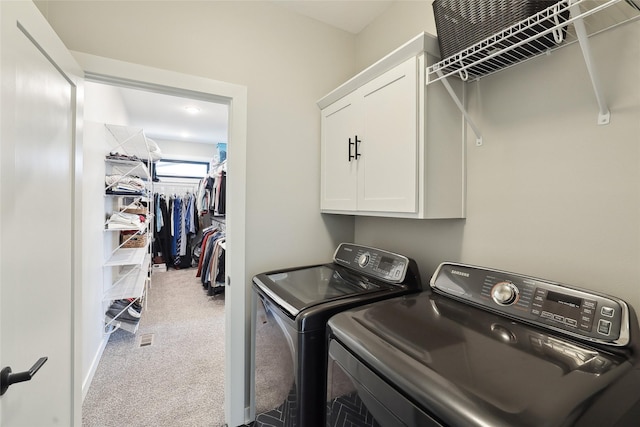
569, 2, 610, 125
435, 70, 483, 146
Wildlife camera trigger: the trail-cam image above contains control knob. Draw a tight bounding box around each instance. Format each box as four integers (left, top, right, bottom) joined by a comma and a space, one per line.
358, 253, 370, 268
491, 281, 519, 306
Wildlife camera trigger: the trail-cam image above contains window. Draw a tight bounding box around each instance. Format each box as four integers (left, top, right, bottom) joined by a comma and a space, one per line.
155, 159, 209, 179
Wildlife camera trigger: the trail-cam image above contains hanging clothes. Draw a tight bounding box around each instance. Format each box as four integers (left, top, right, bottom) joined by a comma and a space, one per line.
197, 160, 226, 217
153, 191, 199, 269
195, 223, 226, 295
152, 194, 172, 269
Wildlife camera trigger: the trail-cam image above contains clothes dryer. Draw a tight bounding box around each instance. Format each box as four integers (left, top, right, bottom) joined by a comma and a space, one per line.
253, 243, 422, 427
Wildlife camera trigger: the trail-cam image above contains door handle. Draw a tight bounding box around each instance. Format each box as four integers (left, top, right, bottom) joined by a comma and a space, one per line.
1, 357, 48, 396
354, 135, 361, 159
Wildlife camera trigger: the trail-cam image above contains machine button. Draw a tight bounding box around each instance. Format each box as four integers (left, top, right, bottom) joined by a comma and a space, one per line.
597, 319, 612, 336
579, 323, 592, 331
601, 307, 615, 317
565, 318, 578, 327
358, 253, 370, 268
541, 311, 553, 319
553, 314, 564, 322
491, 282, 519, 306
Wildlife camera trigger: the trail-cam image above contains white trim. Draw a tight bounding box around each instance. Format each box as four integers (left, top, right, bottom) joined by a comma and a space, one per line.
82, 335, 109, 401
73, 52, 249, 426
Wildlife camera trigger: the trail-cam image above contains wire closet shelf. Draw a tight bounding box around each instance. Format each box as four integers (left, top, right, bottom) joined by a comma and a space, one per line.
427, 0, 640, 84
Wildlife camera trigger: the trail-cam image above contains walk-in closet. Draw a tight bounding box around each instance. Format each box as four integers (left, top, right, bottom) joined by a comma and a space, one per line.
81, 81, 230, 426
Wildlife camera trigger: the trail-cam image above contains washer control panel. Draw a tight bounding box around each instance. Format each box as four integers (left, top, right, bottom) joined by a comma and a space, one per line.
430, 262, 631, 347
333, 243, 409, 284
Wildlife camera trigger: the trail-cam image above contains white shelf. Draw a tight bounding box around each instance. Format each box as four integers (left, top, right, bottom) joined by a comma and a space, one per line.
105, 224, 147, 232
102, 123, 155, 335
106, 156, 150, 169
105, 124, 156, 162
105, 315, 140, 334
103, 255, 150, 301
427, 0, 640, 84
105, 246, 149, 267
426, 0, 640, 143
105, 158, 151, 182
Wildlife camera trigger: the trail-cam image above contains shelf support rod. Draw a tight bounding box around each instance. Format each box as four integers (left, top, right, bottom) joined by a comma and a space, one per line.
436, 70, 483, 146
570, 2, 610, 125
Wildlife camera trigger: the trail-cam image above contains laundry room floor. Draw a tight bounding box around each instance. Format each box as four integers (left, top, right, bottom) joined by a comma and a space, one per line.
82, 268, 226, 426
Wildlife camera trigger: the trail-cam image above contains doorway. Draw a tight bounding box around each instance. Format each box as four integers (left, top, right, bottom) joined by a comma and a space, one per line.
81, 79, 230, 425
75, 52, 249, 426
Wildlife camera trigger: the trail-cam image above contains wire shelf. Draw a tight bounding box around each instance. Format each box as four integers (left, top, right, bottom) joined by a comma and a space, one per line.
103, 255, 150, 301
427, 0, 640, 84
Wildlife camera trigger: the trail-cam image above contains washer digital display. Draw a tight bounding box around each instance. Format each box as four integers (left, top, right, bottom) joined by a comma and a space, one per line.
378, 256, 394, 271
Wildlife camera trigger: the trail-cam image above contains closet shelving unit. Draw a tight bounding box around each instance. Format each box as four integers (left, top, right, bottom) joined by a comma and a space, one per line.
427, 0, 640, 145
103, 124, 155, 334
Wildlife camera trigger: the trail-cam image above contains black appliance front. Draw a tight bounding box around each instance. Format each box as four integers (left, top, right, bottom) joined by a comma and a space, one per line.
252, 243, 421, 427
326, 262, 640, 427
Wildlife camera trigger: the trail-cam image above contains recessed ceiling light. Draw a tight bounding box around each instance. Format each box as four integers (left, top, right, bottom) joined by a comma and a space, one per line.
184, 105, 201, 114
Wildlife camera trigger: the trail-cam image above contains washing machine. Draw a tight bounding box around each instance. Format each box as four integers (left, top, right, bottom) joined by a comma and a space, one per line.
252, 243, 422, 427
326, 262, 640, 426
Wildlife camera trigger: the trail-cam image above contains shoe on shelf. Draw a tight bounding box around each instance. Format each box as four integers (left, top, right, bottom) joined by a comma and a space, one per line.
105, 307, 140, 324
110, 300, 142, 316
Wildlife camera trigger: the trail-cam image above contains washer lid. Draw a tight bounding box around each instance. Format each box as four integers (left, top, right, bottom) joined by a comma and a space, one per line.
328, 292, 635, 427
253, 264, 393, 318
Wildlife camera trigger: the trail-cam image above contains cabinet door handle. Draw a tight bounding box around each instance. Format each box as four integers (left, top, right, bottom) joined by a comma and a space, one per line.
348, 137, 355, 161
355, 135, 361, 159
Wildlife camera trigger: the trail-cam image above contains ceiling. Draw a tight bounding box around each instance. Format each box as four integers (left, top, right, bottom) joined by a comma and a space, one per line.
112, 85, 230, 145
276, 0, 395, 34
99, 1, 393, 146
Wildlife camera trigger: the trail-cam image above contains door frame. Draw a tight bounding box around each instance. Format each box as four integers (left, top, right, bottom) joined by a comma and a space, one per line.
74, 52, 249, 426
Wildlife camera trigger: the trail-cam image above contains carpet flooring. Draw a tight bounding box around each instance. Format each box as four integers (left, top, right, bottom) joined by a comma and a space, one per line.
82, 268, 226, 427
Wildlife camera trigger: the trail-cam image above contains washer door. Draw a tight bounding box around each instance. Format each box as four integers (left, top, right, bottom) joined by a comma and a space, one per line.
327, 339, 442, 427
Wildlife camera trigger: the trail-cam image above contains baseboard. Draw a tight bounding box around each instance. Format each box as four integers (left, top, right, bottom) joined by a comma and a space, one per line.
82, 335, 109, 401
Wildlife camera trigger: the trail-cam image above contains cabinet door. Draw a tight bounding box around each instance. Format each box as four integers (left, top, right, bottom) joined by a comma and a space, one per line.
320, 94, 359, 211
357, 57, 418, 213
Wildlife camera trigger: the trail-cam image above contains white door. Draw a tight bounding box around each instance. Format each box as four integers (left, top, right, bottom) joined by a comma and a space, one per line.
1, 2, 82, 425
358, 56, 418, 213
320, 94, 358, 211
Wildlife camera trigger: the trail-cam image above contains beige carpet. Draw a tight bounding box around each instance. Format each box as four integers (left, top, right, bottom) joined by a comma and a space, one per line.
82, 268, 226, 427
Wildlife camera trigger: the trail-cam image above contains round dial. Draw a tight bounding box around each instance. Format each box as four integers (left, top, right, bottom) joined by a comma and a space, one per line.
358, 253, 370, 268
491, 281, 519, 306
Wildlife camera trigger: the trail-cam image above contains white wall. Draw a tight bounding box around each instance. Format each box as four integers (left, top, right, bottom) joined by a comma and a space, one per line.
81, 82, 130, 398
38, 0, 358, 417
39, 0, 355, 278
354, 3, 640, 312
356, 0, 437, 70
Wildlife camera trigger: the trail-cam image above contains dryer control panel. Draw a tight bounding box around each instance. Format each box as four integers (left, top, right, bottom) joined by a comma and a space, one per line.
333, 243, 409, 284
430, 262, 631, 347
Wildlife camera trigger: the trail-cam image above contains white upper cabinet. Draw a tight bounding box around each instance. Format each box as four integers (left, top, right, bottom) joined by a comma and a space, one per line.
321, 94, 359, 211
318, 32, 465, 219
